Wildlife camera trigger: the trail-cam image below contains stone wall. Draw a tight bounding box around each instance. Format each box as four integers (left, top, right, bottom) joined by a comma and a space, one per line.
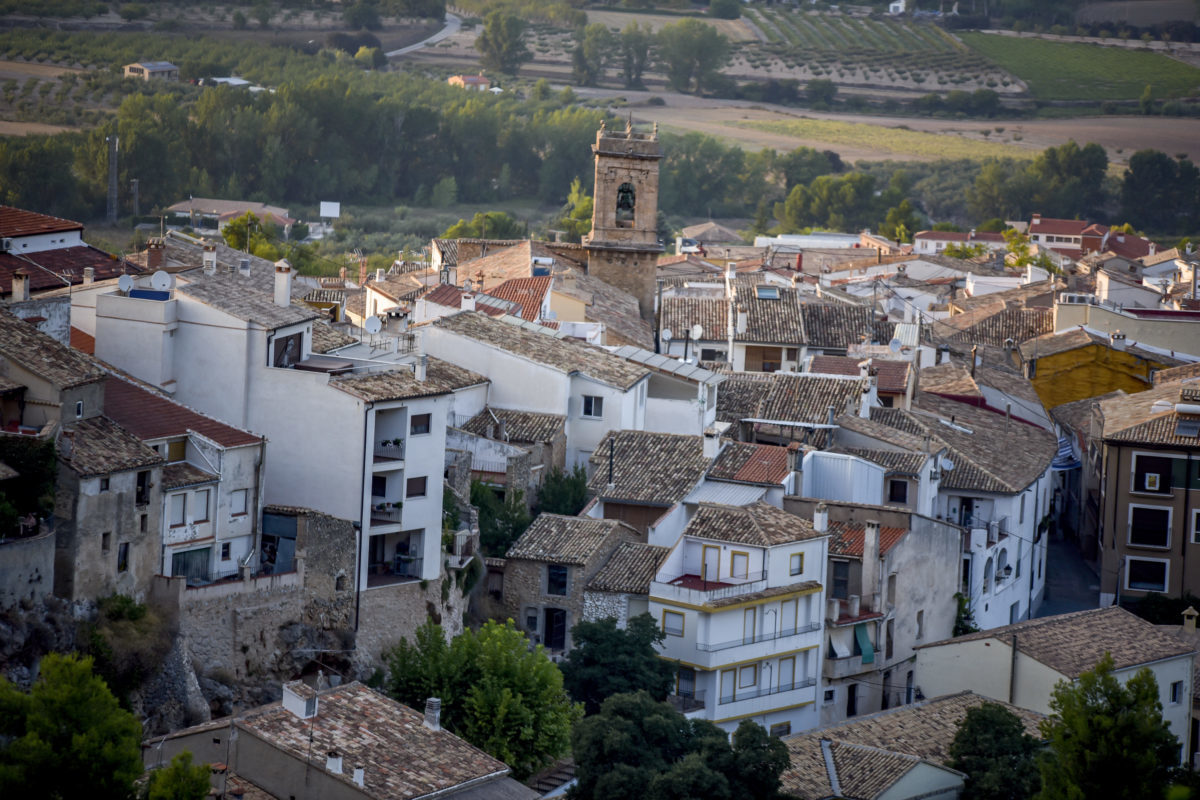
0, 525, 54, 609
355, 575, 468, 665
582, 590, 628, 627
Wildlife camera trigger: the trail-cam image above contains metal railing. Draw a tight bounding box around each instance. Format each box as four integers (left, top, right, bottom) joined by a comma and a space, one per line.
697, 621, 821, 652
719, 677, 817, 706
373, 440, 406, 460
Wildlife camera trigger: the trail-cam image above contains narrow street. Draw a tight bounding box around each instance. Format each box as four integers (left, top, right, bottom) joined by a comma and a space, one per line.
1036, 535, 1101, 618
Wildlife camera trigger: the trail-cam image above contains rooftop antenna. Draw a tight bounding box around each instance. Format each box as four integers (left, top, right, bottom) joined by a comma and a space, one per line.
105, 134, 119, 225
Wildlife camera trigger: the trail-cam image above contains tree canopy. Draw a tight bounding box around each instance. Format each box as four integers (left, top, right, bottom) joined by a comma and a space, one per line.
949, 702, 1040, 800
655, 19, 730, 94
572, 23, 614, 87
535, 464, 589, 515
0, 652, 143, 800
147, 751, 211, 800
1036, 653, 1179, 800
385, 619, 580, 779
476, 11, 531, 74
570, 691, 790, 800
441, 211, 525, 240
560, 614, 674, 715
470, 480, 532, 557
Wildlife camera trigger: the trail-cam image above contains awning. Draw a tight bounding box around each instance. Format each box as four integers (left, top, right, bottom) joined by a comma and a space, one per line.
1051, 435, 1081, 471
855, 623, 875, 664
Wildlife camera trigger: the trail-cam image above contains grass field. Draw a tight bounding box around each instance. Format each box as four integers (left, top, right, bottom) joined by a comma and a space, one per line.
586, 9, 758, 42
959, 32, 1200, 100
729, 117, 1036, 161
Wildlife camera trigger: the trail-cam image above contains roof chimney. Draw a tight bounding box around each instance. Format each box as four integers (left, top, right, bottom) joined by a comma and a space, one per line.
415, 354, 428, 382
1110, 331, 1127, 351
702, 429, 720, 460
461, 292, 476, 312
281, 681, 318, 719
424, 697, 442, 731
353, 768, 365, 788
326, 751, 342, 775
202, 243, 217, 276
375, 268, 384, 283
83, 267, 94, 285
146, 238, 164, 269
1184, 606, 1198, 634
238, 257, 251, 277
735, 304, 747, 335
10, 268, 29, 302
274, 259, 293, 307
813, 502, 829, 533
862, 521, 880, 605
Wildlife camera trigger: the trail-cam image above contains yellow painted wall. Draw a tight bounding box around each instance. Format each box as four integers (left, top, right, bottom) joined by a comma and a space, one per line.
549, 290, 588, 323
1029, 344, 1170, 410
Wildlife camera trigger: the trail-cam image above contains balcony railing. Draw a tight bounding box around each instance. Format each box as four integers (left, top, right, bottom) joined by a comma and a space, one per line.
370, 503, 403, 524
668, 691, 707, 714
698, 621, 821, 652
719, 677, 817, 706
651, 571, 768, 606
373, 440, 406, 461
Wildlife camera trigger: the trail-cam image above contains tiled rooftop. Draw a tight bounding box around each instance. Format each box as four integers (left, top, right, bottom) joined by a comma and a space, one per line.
433, 312, 648, 390
735, 285, 804, 344
586, 542, 671, 595
1019, 326, 1185, 365
162, 462, 219, 490
103, 375, 261, 448
683, 501, 824, 547
921, 607, 1196, 678
934, 305, 1054, 348
707, 441, 791, 485
660, 296, 728, 342
553, 268, 653, 350
716, 372, 862, 426
0, 205, 83, 236
178, 271, 321, 330
800, 304, 890, 350
809, 355, 909, 394
506, 514, 634, 565
460, 407, 565, 443
332, 357, 488, 403
826, 520, 908, 558
234, 682, 515, 800
489, 276, 552, 321
1, 245, 141, 297
1100, 382, 1200, 447
587, 430, 711, 506
61, 415, 163, 477
831, 447, 926, 476
780, 692, 1041, 800
0, 308, 105, 389
311, 321, 357, 354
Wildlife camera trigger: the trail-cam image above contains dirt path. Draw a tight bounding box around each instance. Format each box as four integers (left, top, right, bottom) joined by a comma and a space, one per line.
0, 119, 74, 136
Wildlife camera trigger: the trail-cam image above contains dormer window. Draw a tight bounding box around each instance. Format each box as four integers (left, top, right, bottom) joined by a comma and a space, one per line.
756, 286, 779, 300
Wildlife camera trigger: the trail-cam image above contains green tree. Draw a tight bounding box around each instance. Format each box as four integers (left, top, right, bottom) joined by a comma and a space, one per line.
879, 199, 923, 243
430, 175, 458, 208
221, 212, 282, 260
476, 11, 530, 74
571, 691, 788, 800
231, 9, 247, 29
949, 702, 1040, 800
536, 464, 589, 515
441, 211, 524, 239
147, 751, 210, 800
619, 22, 654, 88
655, 19, 730, 94
385, 619, 581, 780
355, 46, 386, 70
572, 23, 615, 86
471, 480, 532, 556
560, 614, 673, 715
0, 652, 142, 800
708, 0, 740, 19
805, 78, 837, 107
344, 2, 383, 30
251, 2, 272, 28
1036, 653, 1178, 800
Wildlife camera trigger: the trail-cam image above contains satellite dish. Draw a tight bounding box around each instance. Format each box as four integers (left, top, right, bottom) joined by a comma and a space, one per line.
364, 316, 382, 335
150, 270, 173, 291
939, 457, 955, 472
117, 274, 134, 293
690, 324, 704, 340
888, 337, 902, 353
661, 328, 673, 342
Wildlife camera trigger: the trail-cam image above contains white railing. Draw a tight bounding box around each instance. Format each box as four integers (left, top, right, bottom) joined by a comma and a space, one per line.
373, 440, 406, 460
651, 572, 768, 606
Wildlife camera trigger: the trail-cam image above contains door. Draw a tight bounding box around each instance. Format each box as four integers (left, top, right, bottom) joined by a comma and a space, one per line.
544, 608, 567, 650
678, 668, 696, 699
778, 657, 795, 692
720, 669, 736, 704
846, 683, 859, 717
743, 607, 757, 645
702, 545, 720, 584
780, 598, 797, 636
959, 498, 975, 527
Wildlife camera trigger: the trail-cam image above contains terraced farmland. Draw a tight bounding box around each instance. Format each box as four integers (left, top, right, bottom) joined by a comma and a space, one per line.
733, 7, 1022, 95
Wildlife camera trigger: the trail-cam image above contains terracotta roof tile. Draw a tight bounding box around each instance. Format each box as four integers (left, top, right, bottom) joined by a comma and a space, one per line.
0, 308, 105, 389
809, 355, 909, 394
661, 297, 728, 342
162, 462, 219, 490
800, 303, 888, 350
832, 447, 927, 476
62, 416, 163, 477
826, 520, 908, 557
552, 270, 653, 350
735, 285, 804, 344
716, 372, 862, 426
683, 501, 824, 547
489, 276, 551, 321
586, 542, 671, 594
69, 326, 95, 355
921, 607, 1196, 677
0, 245, 141, 297
103, 375, 261, 448
1100, 382, 1200, 447
0, 205, 82, 237
1029, 215, 1090, 236
506, 514, 633, 565
178, 271, 321, 330
707, 441, 791, 485
432, 312, 648, 390
587, 430, 710, 505
332, 356, 488, 403
460, 407, 565, 443
311, 321, 356, 354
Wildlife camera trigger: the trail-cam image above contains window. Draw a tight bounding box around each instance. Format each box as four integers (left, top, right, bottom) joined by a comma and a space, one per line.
887, 573, 897, 605
756, 286, 779, 300
406, 476, 427, 498
1020, 493, 1025, 524
100, 477, 110, 492
769, 722, 791, 737
136, 471, 150, 505
663, 610, 685, 636
75, 400, 83, 418
738, 664, 757, 689
139, 514, 147, 533
410, 413, 431, 435
195, 490, 210, 523
1172, 680, 1185, 704
699, 348, 723, 362
1126, 557, 1168, 592
1194, 510, 1200, 545
101, 532, 111, 552
1128, 505, 1171, 549
916, 610, 924, 640
789, 552, 804, 576
730, 551, 749, 579
888, 479, 908, 504
117, 542, 129, 573
846, 683, 859, 717
581, 395, 603, 419
372, 475, 387, 498
525, 608, 539, 631
231, 489, 248, 517
832, 560, 850, 599
1134, 454, 1174, 495
546, 564, 568, 596
167, 439, 186, 463
823, 689, 836, 704
169, 493, 186, 527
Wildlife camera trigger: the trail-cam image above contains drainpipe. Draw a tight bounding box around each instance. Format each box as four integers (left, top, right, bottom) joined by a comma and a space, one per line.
1008, 633, 1018, 704
355, 403, 372, 631
1182, 453, 1195, 601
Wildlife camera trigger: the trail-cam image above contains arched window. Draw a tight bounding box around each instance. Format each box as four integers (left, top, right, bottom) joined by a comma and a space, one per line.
615, 182, 636, 228
983, 557, 994, 595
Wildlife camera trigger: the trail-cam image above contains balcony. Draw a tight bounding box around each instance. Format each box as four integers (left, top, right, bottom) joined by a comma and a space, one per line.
373, 439, 406, 463
660, 621, 822, 671
698, 622, 822, 653
369, 502, 403, 528
825, 654, 873, 680
651, 571, 767, 608
366, 556, 423, 588
714, 679, 818, 719
667, 690, 707, 716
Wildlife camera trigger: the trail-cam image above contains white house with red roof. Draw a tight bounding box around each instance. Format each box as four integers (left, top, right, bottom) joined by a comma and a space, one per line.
911, 229, 1006, 256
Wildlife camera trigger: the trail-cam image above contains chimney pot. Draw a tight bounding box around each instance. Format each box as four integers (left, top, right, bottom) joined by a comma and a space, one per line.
83, 267, 94, 284
11, 268, 30, 302
848, 594, 861, 617
813, 502, 829, 533
353, 768, 365, 787
424, 697, 442, 730
326, 751, 342, 775
415, 354, 428, 382
273, 259, 293, 308
1183, 606, 1198, 634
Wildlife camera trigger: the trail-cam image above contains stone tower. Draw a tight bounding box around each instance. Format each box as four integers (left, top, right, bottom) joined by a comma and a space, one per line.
583, 120, 663, 322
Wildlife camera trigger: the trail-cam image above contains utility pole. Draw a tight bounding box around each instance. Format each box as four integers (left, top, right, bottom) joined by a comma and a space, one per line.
130, 178, 139, 218
105, 135, 119, 225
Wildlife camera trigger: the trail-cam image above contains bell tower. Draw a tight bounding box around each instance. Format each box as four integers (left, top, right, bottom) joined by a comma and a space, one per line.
583, 119, 663, 322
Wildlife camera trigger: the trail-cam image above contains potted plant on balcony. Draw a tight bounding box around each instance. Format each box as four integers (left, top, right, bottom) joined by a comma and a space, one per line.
392, 437, 403, 447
